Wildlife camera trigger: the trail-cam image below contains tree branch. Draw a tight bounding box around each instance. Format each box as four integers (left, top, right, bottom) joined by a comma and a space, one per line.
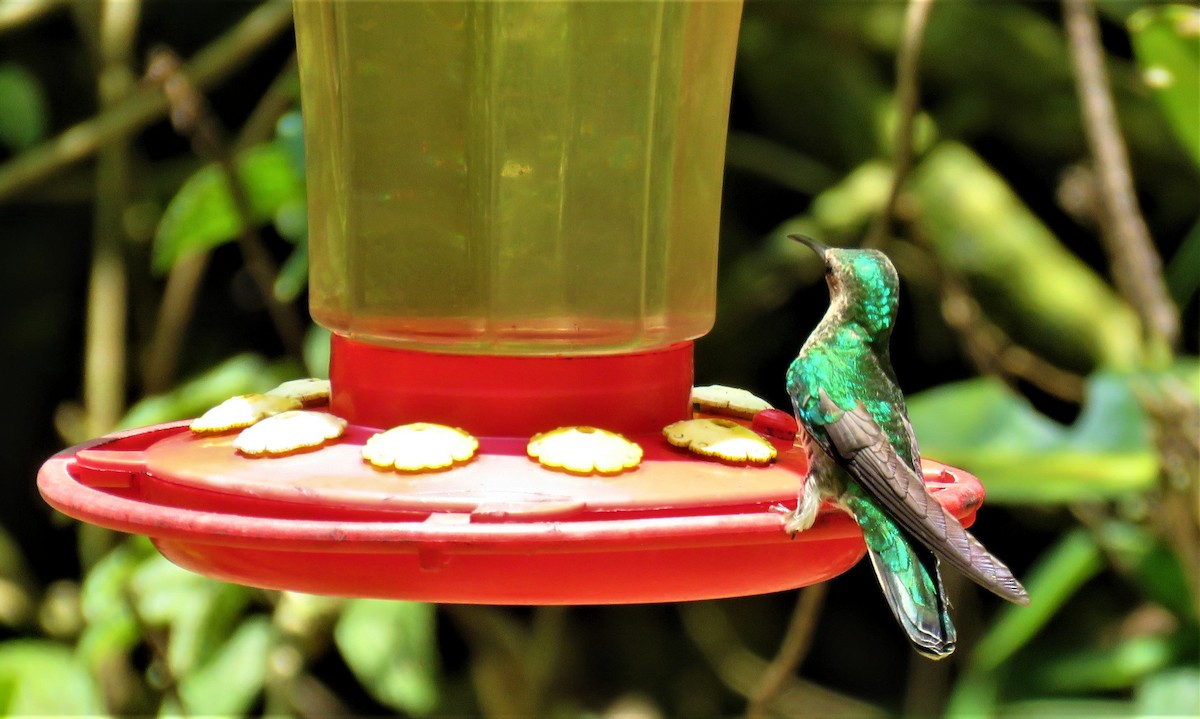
1062, 0, 1179, 353
0, 0, 292, 201
82, 0, 139, 436
146, 46, 304, 358
744, 584, 829, 719
865, 0, 935, 250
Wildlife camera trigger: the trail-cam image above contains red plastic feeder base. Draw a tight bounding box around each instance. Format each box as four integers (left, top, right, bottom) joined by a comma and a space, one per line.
37, 416, 986, 604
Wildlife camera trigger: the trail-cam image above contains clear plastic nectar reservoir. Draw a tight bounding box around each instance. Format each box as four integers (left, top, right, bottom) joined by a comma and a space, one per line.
295, 0, 742, 354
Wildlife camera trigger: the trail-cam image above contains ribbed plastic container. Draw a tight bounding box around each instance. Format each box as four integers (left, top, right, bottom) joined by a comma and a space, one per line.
294, 0, 742, 355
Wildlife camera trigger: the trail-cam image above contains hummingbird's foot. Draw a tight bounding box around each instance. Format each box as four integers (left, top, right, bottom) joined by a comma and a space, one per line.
772, 504, 820, 537
772, 485, 821, 536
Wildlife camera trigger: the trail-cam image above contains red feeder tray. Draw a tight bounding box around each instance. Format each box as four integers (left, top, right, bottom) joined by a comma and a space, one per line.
37, 414, 985, 604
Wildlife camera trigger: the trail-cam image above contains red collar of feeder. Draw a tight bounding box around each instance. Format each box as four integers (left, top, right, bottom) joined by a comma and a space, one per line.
329, 334, 693, 436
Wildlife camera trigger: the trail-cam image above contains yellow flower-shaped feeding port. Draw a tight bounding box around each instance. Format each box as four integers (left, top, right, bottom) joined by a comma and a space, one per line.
690, 385, 774, 420
265, 378, 332, 406
234, 411, 348, 457
362, 423, 479, 472
527, 427, 643, 475
663, 418, 777, 465
190, 394, 302, 434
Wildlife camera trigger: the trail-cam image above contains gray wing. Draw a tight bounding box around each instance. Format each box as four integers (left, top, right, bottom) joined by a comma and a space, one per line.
818, 390, 1029, 605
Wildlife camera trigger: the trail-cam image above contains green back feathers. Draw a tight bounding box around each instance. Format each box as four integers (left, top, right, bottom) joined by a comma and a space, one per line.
787, 247, 911, 464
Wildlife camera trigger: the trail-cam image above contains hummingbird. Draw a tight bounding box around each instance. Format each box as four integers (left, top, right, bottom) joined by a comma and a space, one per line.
782, 234, 1029, 659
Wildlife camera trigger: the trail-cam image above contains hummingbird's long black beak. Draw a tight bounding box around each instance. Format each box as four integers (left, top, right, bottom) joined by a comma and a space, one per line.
789, 234, 829, 259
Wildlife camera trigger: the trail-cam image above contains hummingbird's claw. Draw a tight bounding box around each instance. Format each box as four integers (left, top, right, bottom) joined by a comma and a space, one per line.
771, 502, 817, 537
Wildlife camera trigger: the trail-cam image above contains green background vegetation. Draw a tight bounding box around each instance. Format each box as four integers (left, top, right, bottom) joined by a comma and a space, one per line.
0, 1, 1196, 716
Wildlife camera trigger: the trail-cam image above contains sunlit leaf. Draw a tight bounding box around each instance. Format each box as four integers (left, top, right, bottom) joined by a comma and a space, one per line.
335, 600, 439, 715
0, 63, 48, 151
1129, 6, 1200, 167
995, 699, 1134, 718
808, 161, 892, 234
1136, 667, 1200, 716
76, 537, 155, 670
118, 354, 299, 429
153, 141, 304, 273
908, 374, 1158, 503
304, 325, 331, 379
909, 143, 1143, 373
977, 529, 1105, 672
0, 641, 107, 716
129, 554, 252, 677
1030, 632, 1189, 693
274, 240, 308, 303
172, 616, 274, 718
945, 529, 1104, 717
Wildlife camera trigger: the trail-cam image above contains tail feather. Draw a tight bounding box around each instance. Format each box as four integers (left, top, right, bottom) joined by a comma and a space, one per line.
846, 490, 956, 659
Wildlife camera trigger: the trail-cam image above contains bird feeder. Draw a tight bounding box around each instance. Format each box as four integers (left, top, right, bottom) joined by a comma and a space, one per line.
37, 0, 987, 604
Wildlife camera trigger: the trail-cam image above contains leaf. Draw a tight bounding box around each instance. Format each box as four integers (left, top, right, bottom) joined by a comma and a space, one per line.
275, 110, 306, 178
153, 141, 304, 273
171, 616, 274, 718
0, 63, 48, 151
908, 374, 1159, 503
1165, 217, 1200, 308
1129, 6, 1200, 167
76, 537, 156, 671
975, 529, 1106, 673
0, 640, 107, 716
335, 600, 440, 715
909, 143, 1143, 373
1028, 632, 1189, 693
1136, 667, 1200, 717
996, 699, 1134, 717
274, 240, 308, 303
304, 325, 331, 379
118, 354, 298, 429
273, 197, 308, 244
129, 554, 252, 678
945, 529, 1104, 718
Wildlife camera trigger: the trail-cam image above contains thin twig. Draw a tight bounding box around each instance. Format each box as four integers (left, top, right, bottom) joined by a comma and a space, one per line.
939, 275, 1086, 402
143, 252, 210, 394
526, 606, 566, 719
865, 0, 935, 250
893, 239, 1089, 402
234, 52, 299, 153
143, 55, 303, 392
744, 583, 829, 719
1064, 0, 1199, 609
679, 602, 886, 719
288, 673, 355, 719
1063, 0, 1179, 352
146, 47, 304, 358
123, 586, 188, 718
82, 0, 139, 436
0, 0, 293, 201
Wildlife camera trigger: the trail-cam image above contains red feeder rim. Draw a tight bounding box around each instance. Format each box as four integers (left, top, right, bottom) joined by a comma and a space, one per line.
37, 410, 985, 604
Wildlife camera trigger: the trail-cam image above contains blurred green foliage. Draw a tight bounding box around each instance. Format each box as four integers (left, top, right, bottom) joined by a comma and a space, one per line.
0, 1, 1197, 717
